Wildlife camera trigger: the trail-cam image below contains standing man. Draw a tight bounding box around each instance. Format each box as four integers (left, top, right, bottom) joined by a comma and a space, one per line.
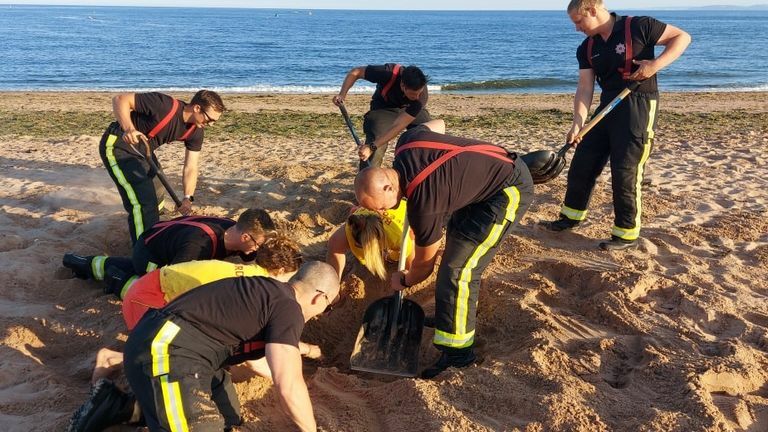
333, 63, 432, 168
122, 261, 339, 431
544, 0, 690, 250
63, 208, 275, 297
101, 90, 225, 243
354, 120, 534, 378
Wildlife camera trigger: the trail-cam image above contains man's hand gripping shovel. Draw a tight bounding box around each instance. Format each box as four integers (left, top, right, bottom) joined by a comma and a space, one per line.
350, 218, 425, 377
521, 81, 641, 184
338, 103, 372, 171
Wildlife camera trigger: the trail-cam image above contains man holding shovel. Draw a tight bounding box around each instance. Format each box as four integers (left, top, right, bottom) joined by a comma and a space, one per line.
544, 0, 690, 250
100, 90, 225, 244
354, 120, 534, 378
333, 63, 432, 168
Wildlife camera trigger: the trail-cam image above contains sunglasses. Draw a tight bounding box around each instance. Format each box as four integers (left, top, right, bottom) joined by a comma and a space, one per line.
200, 108, 217, 125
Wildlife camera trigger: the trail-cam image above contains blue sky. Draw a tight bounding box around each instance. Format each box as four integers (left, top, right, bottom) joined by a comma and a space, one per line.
7, 0, 765, 9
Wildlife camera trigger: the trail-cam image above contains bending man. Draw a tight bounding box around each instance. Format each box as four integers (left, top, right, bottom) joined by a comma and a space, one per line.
354, 120, 534, 378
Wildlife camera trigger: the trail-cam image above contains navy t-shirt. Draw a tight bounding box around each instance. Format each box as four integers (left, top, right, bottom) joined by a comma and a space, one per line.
132, 92, 204, 152
576, 14, 666, 99
365, 63, 428, 117
393, 126, 517, 246
163, 276, 304, 364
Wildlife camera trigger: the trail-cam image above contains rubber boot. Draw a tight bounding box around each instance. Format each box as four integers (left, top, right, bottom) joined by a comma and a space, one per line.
104, 267, 131, 297
421, 347, 477, 379
67, 379, 136, 432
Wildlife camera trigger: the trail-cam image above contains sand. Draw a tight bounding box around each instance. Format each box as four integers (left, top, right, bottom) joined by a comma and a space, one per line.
0, 91, 767, 431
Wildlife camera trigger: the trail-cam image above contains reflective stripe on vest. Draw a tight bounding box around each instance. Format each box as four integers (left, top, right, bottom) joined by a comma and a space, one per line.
143, 216, 231, 258
394, 140, 514, 199
381, 64, 402, 102
587, 16, 633, 80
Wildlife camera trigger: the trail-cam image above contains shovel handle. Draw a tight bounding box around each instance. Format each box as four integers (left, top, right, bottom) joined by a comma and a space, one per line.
566, 81, 641, 150
339, 104, 371, 169
391, 217, 411, 324
138, 137, 183, 208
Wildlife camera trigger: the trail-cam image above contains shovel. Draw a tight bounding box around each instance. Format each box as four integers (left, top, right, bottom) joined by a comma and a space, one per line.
522, 81, 641, 184
137, 136, 182, 208
350, 218, 424, 377
338, 103, 371, 170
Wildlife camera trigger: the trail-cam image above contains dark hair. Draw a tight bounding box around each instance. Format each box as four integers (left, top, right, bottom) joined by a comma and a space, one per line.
236, 208, 275, 236
401, 66, 429, 91
190, 89, 225, 113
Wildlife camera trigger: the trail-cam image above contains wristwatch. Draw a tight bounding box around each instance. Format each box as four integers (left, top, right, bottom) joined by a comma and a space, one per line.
184, 195, 194, 202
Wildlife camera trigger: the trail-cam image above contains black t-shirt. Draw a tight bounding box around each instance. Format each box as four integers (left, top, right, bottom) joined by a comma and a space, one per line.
132, 92, 204, 152
576, 14, 666, 100
163, 276, 304, 364
393, 126, 517, 246
365, 63, 428, 117
141, 216, 235, 265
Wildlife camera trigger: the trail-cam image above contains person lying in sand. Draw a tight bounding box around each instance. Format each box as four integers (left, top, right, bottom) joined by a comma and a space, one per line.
69, 261, 338, 432
326, 197, 414, 281
90, 235, 306, 384
63, 208, 275, 297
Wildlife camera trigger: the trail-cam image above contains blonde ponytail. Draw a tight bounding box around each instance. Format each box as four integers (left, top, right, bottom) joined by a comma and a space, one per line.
348, 214, 387, 280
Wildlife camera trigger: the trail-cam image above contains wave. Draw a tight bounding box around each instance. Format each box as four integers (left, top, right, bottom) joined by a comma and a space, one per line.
441, 78, 573, 91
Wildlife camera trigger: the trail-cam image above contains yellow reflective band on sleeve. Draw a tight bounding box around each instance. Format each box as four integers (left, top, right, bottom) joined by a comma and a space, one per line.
560, 205, 587, 221
105, 134, 145, 239
91, 255, 108, 281
150, 320, 180, 377
146, 261, 158, 273
159, 375, 189, 432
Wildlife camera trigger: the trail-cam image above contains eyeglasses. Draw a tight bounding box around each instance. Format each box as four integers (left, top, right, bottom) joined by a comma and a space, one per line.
200, 109, 217, 125
315, 289, 338, 314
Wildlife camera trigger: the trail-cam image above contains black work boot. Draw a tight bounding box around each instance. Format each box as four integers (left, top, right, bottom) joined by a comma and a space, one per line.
599, 236, 638, 251
63, 253, 93, 280
421, 348, 477, 379
67, 378, 136, 432
103, 267, 130, 297
542, 216, 580, 232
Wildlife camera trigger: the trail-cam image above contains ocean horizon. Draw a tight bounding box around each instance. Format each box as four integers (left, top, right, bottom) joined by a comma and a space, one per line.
2, 5, 766, 93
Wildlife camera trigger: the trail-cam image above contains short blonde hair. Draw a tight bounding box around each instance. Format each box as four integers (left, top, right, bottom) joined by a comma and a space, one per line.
568, 0, 603, 13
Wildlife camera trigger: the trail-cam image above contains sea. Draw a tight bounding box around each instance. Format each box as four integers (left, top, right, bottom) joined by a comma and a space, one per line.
1, 5, 766, 93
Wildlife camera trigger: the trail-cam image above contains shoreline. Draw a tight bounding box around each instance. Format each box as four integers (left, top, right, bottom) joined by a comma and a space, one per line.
1, 91, 767, 115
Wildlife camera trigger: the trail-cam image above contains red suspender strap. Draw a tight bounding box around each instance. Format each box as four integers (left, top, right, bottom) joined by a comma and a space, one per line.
587, 37, 594, 69
242, 341, 266, 353
394, 141, 514, 199
622, 16, 634, 80
147, 98, 180, 139
179, 124, 197, 141
144, 216, 231, 258
381, 64, 402, 102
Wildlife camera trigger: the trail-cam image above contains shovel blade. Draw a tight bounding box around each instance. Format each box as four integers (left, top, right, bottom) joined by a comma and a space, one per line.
350, 297, 425, 377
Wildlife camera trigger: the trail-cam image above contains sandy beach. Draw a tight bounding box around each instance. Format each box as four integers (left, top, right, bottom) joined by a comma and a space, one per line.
1, 91, 767, 431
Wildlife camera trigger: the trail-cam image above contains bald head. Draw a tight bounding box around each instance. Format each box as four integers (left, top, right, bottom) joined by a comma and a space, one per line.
354, 167, 401, 211
289, 261, 340, 297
